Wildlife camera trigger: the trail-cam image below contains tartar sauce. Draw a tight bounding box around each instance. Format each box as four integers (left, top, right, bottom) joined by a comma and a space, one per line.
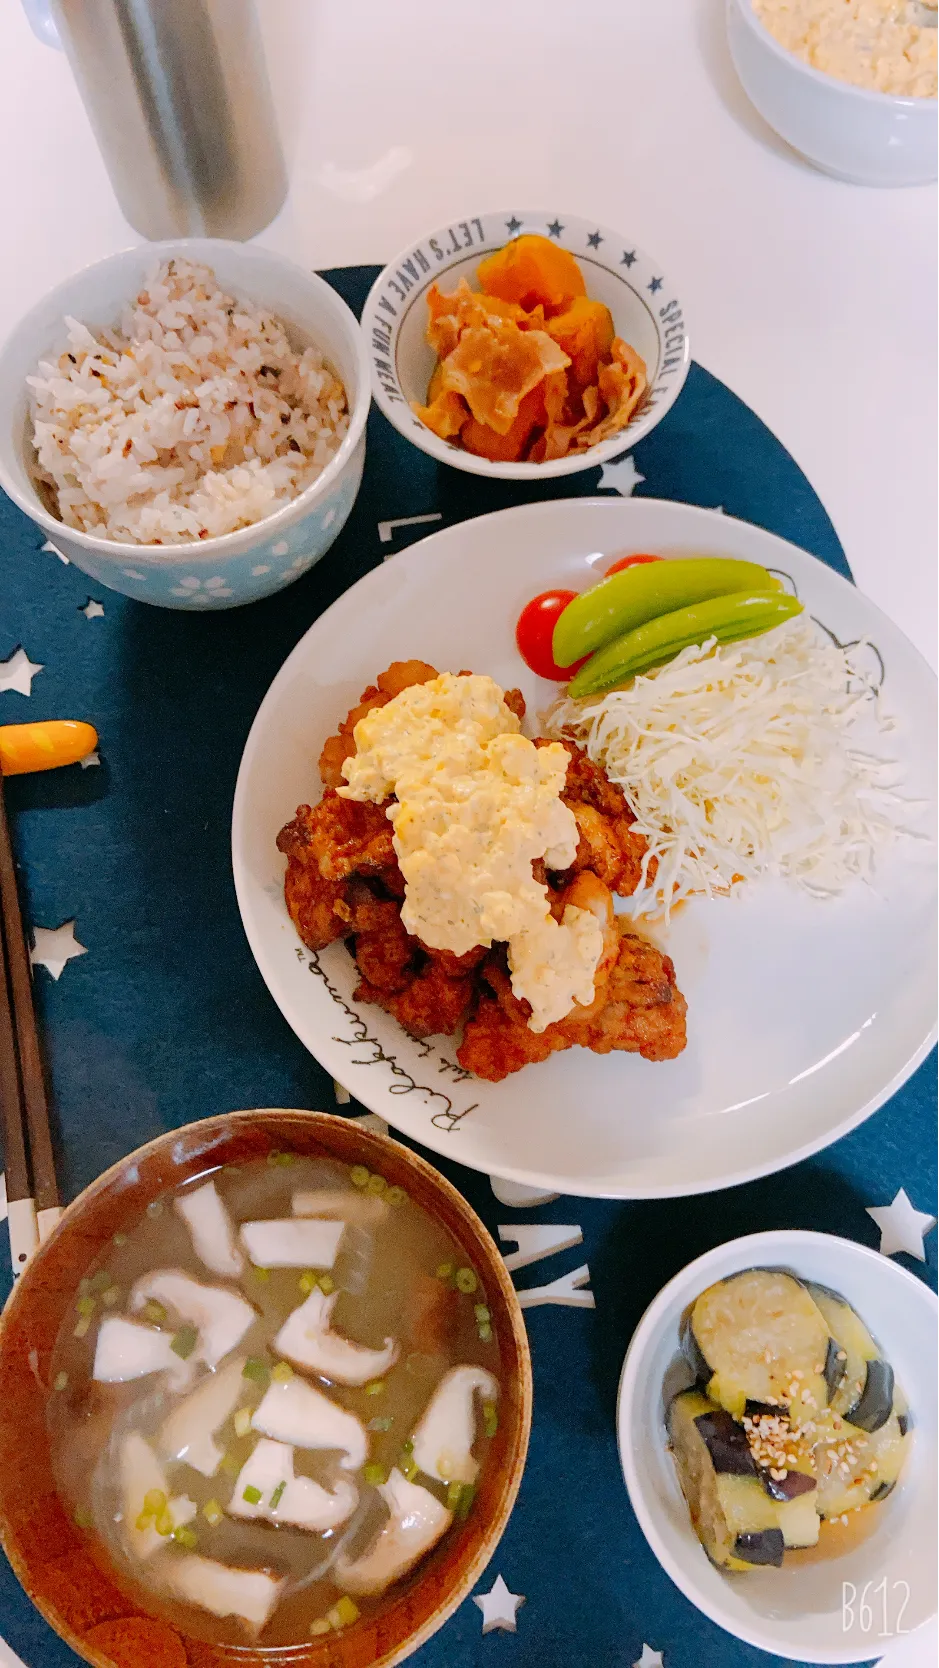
339, 673, 603, 1031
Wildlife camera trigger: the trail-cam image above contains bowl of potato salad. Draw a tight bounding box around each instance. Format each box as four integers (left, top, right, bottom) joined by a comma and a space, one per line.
726, 0, 937, 186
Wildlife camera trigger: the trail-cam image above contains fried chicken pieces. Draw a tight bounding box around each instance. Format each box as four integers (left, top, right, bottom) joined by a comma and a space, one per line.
276, 662, 686, 1081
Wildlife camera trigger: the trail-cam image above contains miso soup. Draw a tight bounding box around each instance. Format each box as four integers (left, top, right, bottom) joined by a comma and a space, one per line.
47, 1153, 502, 1646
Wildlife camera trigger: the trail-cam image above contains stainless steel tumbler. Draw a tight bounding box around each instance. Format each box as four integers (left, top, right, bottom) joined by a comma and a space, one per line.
22, 0, 288, 239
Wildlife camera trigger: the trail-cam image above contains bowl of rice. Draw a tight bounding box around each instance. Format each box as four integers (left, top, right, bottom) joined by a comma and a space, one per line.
0, 241, 371, 609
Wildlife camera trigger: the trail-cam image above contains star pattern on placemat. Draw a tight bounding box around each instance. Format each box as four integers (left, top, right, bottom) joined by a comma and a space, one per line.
633, 1647, 664, 1668
80, 599, 105, 620
473, 1574, 524, 1633
0, 647, 43, 696
866, 1188, 936, 1260
41, 539, 69, 565
30, 920, 87, 980
80, 751, 101, 769
598, 454, 645, 495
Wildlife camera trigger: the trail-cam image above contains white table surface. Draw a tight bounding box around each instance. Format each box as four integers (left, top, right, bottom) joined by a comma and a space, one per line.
0, 3, 935, 1663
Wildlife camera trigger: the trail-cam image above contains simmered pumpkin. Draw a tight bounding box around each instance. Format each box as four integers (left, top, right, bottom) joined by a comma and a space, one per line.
411, 235, 648, 463
477, 234, 587, 313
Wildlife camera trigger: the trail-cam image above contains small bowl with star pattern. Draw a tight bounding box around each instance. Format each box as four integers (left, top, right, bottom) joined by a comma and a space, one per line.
0, 240, 371, 610
362, 210, 690, 480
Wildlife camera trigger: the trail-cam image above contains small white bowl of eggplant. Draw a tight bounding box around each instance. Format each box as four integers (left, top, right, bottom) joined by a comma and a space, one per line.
617, 1231, 937, 1663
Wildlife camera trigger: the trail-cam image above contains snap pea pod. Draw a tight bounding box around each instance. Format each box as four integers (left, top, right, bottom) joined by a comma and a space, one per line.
552, 557, 777, 669
567, 589, 803, 697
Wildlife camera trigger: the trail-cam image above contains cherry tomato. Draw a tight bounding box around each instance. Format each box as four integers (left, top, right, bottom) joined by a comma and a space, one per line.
604, 553, 664, 576
516, 590, 587, 681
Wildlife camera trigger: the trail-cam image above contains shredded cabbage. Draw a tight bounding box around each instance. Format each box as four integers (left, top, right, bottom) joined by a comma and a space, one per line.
545, 616, 911, 918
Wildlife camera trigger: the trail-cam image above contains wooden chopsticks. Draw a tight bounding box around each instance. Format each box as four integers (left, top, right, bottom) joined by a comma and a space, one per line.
0, 773, 61, 1276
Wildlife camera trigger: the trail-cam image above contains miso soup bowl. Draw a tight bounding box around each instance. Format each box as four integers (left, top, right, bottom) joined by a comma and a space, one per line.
617, 1229, 938, 1663
363, 208, 690, 480
0, 1109, 532, 1668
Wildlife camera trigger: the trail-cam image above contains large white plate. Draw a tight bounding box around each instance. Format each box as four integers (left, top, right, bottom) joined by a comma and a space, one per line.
232, 499, 937, 1198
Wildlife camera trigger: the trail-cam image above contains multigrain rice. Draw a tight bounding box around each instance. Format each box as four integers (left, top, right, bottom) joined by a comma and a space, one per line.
27, 259, 349, 546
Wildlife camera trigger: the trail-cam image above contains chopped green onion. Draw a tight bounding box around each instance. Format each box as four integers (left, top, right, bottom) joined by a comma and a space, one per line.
446, 1480, 463, 1512
483, 1401, 499, 1438
479, 1323, 493, 1344
367, 1416, 393, 1432
455, 1267, 477, 1295
242, 1357, 269, 1385
364, 1379, 384, 1397
363, 1462, 387, 1486
146, 1200, 163, 1218
267, 1150, 295, 1166
269, 1480, 287, 1510
73, 1505, 93, 1530
350, 1166, 369, 1189
89, 1269, 113, 1294
219, 1451, 240, 1477
142, 1300, 167, 1327
171, 1325, 198, 1360
385, 1186, 407, 1208
202, 1499, 223, 1527
251, 1265, 271, 1283
435, 1262, 454, 1281
143, 1489, 167, 1515
112, 1232, 128, 1247
73, 1315, 92, 1340
233, 1407, 253, 1439
456, 1482, 476, 1521
401, 1438, 414, 1455
76, 1295, 96, 1317
327, 1596, 360, 1629
318, 1273, 334, 1296
398, 1454, 418, 1482
310, 1618, 331, 1637
53, 1371, 68, 1392
474, 1304, 490, 1323
366, 1173, 386, 1196
101, 1286, 121, 1308
242, 1484, 263, 1506
298, 1271, 317, 1295
155, 1509, 174, 1537
271, 1360, 294, 1383
135, 1511, 152, 1532
172, 1525, 198, 1549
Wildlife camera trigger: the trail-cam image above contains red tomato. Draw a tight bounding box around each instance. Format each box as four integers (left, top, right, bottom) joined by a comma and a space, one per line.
605, 552, 663, 576
515, 590, 587, 681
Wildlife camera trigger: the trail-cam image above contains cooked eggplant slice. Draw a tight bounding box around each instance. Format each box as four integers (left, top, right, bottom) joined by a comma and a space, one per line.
844, 1359, 895, 1434
805, 1284, 894, 1431
668, 1390, 819, 1570
732, 1529, 784, 1568
687, 1270, 832, 1424
814, 1411, 910, 1520
692, 1407, 759, 1477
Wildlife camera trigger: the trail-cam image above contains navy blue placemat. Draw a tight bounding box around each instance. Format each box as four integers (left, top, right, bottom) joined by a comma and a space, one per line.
0, 264, 933, 1668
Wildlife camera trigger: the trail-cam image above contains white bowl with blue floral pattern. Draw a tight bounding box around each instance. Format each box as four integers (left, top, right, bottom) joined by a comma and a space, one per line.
363, 209, 690, 480
0, 240, 370, 610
